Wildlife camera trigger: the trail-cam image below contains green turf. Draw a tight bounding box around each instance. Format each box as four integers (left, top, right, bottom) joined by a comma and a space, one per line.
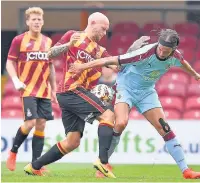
1, 163, 200, 182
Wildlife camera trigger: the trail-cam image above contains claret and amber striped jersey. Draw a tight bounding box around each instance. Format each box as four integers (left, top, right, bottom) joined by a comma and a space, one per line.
7, 32, 52, 99
56, 30, 110, 93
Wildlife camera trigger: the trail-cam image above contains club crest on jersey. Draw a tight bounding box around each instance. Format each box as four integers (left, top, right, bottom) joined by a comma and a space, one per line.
26, 51, 48, 61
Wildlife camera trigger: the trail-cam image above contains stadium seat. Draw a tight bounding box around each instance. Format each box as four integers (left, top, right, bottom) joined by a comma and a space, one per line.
193, 61, 200, 72
178, 49, 195, 62
173, 22, 200, 36
142, 22, 168, 34
185, 97, 200, 110
99, 36, 108, 47
3, 81, 21, 97
51, 33, 64, 46
2, 96, 22, 110
187, 84, 200, 96
112, 22, 140, 35
109, 34, 138, 48
164, 109, 181, 119
183, 110, 200, 120
1, 109, 23, 118
190, 76, 200, 84
129, 109, 144, 120
178, 36, 197, 50
157, 83, 186, 98
108, 46, 128, 55
195, 51, 200, 61
149, 36, 158, 44
159, 96, 184, 112
160, 72, 190, 85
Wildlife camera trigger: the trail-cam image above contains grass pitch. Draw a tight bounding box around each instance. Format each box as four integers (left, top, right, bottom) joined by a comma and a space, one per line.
1, 163, 200, 182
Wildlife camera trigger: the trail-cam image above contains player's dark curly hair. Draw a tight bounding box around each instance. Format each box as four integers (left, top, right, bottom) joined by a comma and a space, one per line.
158, 29, 180, 48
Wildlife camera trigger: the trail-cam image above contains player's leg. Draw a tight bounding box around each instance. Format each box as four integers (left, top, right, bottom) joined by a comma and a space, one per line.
24, 93, 84, 175
139, 91, 200, 179
107, 88, 132, 161
32, 98, 53, 162
72, 88, 115, 178
6, 96, 38, 171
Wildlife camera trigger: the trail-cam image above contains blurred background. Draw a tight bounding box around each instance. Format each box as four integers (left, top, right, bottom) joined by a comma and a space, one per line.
1, 1, 200, 165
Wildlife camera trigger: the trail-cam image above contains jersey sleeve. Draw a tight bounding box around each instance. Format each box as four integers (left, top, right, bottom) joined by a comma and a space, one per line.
118, 44, 154, 66
55, 30, 76, 46
7, 36, 21, 62
172, 50, 184, 67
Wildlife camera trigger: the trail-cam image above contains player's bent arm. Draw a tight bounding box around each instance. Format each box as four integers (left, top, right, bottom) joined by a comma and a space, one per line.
48, 42, 71, 59
49, 63, 57, 92
81, 56, 119, 70
6, 60, 26, 90
180, 60, 199, 77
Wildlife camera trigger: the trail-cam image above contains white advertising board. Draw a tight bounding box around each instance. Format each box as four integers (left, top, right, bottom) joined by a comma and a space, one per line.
1, 119, 200, 164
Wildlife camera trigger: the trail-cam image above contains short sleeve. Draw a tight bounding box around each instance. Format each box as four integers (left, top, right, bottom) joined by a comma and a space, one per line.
7, 36, 21, 62
55, 30, 76, 46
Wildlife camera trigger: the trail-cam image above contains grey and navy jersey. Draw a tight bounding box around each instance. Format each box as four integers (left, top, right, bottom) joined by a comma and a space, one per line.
116, 43, 184, 90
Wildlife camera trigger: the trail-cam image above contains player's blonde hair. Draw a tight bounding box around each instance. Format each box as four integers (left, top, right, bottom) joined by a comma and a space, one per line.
25, 7, 44, 20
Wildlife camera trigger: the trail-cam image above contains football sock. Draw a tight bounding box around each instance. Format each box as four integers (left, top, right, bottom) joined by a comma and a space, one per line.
108, 130, 121, 159
11, 126, 29, 153
98, 125, 113, 164
164, 132, 188, 172
32, 142, 65, 170
32, 130, 45, 162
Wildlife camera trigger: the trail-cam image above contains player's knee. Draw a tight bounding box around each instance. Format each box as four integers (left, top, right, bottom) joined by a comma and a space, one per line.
35, 119, 46, 131
115, 115, 129, 132
98, 109, 115, 123
62, 132, 81, 152
24, 119, 36, 131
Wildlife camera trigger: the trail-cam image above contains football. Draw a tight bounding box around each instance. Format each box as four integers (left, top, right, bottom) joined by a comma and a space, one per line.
90, 84, 115, 102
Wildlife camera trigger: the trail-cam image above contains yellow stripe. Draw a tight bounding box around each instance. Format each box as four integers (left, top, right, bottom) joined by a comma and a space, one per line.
99, 120, 114, 128
34, 130, 45, 137
8, 55, 18, 59
36, 66, 50, 97
99, 46, 106, 57
45, 38, 52, 51
57, 143, 66, 155
19, 62, 33, 82
85, 41, 97, 53
33, 35, 43, 51
23, 62, 45, 96
86, 71, 101, 89
68, 70, 87, 90
21, 126, 29, 135
20, 33, 31, 51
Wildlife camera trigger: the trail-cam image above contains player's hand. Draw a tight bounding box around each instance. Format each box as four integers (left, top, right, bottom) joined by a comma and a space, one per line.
12, 76, 26, 91
51, 91, 58, 103
132, 36, 150, 50
69, 33, 81, 46
69, 63, 84, 74
194, 73, 200, 81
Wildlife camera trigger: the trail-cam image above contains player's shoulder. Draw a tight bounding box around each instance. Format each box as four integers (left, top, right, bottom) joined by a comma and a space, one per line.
173, 49, 184, 60
13, 32, 26, 42
64, 30, 77, 37
41, 34, 52, 42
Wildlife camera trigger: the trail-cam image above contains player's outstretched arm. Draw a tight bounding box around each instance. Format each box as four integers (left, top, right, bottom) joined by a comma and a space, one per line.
69, 56, 119, 74
181, 60, 200, 81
